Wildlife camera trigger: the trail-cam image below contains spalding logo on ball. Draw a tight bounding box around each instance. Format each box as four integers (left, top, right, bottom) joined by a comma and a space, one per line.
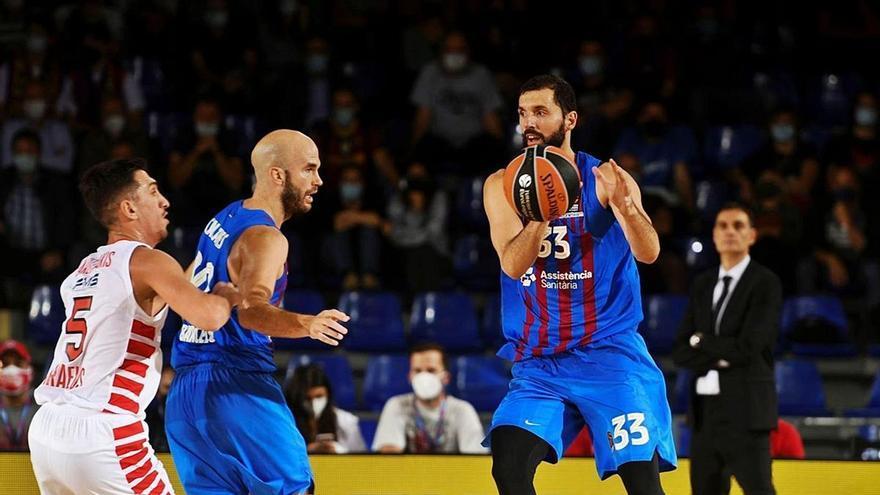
503, 145, 581, 222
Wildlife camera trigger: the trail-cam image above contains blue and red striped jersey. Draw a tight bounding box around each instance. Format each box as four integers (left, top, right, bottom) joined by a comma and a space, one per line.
172, 201, 287, 373
498, 152, 643, 361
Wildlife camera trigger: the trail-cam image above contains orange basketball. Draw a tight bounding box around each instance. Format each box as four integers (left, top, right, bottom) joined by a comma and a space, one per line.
503, 145, 581, 222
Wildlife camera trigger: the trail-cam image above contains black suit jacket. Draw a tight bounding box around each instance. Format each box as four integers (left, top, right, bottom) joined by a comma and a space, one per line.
672, 259, 782, 432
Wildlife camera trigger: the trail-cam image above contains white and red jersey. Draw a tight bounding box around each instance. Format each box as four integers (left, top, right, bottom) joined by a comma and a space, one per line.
34, 240, 168, 418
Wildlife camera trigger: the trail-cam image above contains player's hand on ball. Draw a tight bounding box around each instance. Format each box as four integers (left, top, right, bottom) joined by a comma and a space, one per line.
593, 159, 632, 211
211, 281, 242, 308
308, 309, 350, 346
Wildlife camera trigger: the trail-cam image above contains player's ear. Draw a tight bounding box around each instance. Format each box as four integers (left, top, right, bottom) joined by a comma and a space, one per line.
119, 198, 138, 221
565, 110, 578, 132
270, 167, 285, 185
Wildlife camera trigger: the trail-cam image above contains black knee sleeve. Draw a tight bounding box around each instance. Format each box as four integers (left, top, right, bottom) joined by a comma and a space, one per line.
490, 426, 551, 495
617, 453, 665, 495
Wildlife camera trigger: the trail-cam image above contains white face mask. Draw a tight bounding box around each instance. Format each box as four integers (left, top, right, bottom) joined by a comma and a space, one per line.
12, 153, 37, 174
442, 53, 467, 73
195, 122, 219, 137
311, 396, 328, 417
23, 99, 47, 121
411, 371, 443, 400
103, 114, 125, 137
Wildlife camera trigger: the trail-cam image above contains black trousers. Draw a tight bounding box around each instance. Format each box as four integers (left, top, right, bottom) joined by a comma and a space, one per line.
690, 397, 775, 495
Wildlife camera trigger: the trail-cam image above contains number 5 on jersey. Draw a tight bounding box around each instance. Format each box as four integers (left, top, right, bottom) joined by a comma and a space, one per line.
65, 296, 93, 361
538, 226, 570, 259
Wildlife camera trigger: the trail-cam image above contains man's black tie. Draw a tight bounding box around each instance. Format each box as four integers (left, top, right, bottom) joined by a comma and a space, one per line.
712, 275, 733, 333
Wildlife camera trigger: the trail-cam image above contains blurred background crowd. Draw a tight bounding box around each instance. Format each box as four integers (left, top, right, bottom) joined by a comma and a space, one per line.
2, 0, 880, 460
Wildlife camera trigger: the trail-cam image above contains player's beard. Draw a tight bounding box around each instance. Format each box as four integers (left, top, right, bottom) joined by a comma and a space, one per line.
523, 120, 566, 148
282, 170, 311, 219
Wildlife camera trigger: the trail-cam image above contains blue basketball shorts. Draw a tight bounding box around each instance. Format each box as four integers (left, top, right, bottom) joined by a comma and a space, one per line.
165, 364, 313, 495
484, 330, 677, 480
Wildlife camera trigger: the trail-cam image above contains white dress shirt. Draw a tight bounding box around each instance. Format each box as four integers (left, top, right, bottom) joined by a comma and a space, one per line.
712, 254, 751, 332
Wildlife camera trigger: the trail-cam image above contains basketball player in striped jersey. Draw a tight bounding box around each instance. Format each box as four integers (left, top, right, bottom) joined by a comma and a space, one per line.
483, 75, 676, 495
28, 158, 240, 495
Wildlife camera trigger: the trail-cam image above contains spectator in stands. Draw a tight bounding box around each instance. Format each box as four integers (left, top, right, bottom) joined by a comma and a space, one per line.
751, 170, 804, 294
384, 162, 450, 292
145, 367, 174, 452
638, 195, 688, 294
0, 80, 74, 174
77, 94, 150, 172
167, 97, 246, 228
771, 419, 805, 459
613, 99, 696, 210
800, 165, 868, 295
738, 108, 820, 212
0, 21, 66, 119
301, 36, 333, 128
329, 164, 384, 290
0, 340, 37, 451
0, 129, 75, 307
284, 364, 366, 454
410, 31, 504, 175
373, 343, 486, 454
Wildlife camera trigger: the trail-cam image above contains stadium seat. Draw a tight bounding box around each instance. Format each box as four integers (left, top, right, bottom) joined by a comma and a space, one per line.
455, 176, 489, 230
359, 417, 379, 450
780, 296, 856, 357
337, 292, 406, 352
702, 125, 764, 170
27, 285, 65, 346
362, 354, 411, 411
804, 73, 861, 127
481, 294, 505, 349
845, 371, 880, 418
285, 354, 357, 411
410, 292, 481, 352
675, 420, 692, 457
274, 289, 327, 351
775, 360, 830, 416
453, 235, 499, 291
639, 294, 688, 355
450, 355, 509, 412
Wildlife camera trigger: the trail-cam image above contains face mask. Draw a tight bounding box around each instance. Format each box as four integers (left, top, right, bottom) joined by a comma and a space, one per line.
306, 54, 328, 74
195, 122, 219, 137
578, 55, 602, 76
0, 365, 32, 396
26, 35, 48, 54
411, 371, 443, 400
23, 99, 46, 121
103, 114, 125, 137
334, 107, 355, 127
311, 396, 328, 417
204, 10, 229, 29
855, 107, 877, 127
442, 53, 467, 73
12, 153, 37, 174
770, 123, 795, 143
340, 182, 363, 203
280, 0, 297, 16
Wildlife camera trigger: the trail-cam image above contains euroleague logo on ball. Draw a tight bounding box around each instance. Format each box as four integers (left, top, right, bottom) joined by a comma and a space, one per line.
518, 174, 532, 188
503, 145, 581, 222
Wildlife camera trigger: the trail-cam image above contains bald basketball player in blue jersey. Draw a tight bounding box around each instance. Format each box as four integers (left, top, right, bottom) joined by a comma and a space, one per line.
166, 130, 350, 495
483, 75, 676, 495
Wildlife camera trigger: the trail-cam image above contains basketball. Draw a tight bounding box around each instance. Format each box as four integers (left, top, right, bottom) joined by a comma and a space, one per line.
503, 145, 581, 222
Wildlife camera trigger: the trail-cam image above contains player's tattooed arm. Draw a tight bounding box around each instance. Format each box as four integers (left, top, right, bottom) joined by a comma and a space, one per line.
593, 160, 660, 264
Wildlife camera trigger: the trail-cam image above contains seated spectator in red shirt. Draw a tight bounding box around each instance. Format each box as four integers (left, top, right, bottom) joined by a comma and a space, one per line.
564, 426, 594, 457
771, 419, 805, 459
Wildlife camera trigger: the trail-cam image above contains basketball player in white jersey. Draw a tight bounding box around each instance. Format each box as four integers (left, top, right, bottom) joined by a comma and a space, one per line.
28, 158, 240, 495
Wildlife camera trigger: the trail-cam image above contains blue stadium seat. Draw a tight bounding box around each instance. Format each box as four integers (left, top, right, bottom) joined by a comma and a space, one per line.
845, 371, 880, 418
337, 292, 406, 352
362, 355, 411, 411
780, 296, 856, 357
410, 292, 481, 352
285, 354, 356, 411
274, 289, 327, 351
146, 112, 190, 156
481, 294, 505, 349
27, 285, 65, 346
702, 125, 764, 170
453, 235, 499, 291
450, 355, 509, 412
455, 176, 489, 230
775, 360, 830, 416
671, 369, 693, 415
804, 73, 862, 127
675, 420, 692, 457
359, 417, 379, 451
224, 114, 267, 158
639, 294, 688, 355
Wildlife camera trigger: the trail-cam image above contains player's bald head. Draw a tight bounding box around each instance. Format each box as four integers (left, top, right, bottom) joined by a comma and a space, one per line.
251, 129, 318, 178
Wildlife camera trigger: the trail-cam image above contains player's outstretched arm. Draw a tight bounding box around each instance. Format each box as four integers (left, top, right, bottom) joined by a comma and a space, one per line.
484, 170, 549, 279
233, 227, 350, 346
131, 248, 240, 330
593, 160, 660, 264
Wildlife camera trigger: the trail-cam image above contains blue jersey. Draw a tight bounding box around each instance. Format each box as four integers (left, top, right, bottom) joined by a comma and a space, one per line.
171, 201, 287, 373
498, 152, 643, 361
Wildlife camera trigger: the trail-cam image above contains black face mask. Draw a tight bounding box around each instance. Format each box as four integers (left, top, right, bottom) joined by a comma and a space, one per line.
640, 120, 667, 139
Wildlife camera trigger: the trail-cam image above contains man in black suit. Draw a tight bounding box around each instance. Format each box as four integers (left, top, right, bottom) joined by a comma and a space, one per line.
673, 202, 782, 495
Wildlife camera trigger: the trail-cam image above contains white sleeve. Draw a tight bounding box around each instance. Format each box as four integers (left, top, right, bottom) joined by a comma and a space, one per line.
371, 396, 408, 452
335, 409, 367, 453
455, 400, 489, 454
